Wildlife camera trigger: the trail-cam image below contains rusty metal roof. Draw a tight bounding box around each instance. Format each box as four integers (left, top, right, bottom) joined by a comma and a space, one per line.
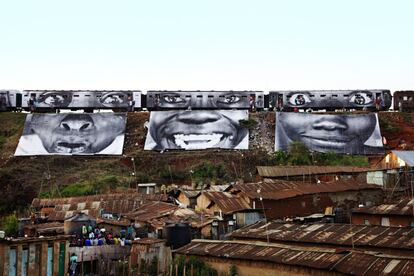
24, 222, 64, 235
176, 240, 414, 275
32, 192, 169, 209
180, 190, 201, 199
233, 180, 381, 200
202, 192, 252, 214
125, 201, 178, 222
352, 198, 414, 216
32, 193, 170, 221
230, 221, 414, 250
257, 166, 380, 178
132, 237, 164, 245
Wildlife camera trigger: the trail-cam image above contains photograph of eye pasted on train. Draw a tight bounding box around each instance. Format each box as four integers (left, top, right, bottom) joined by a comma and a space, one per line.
269, 90, 392, 111
146, 91, 264, 110
275, 112, 384, 155
15, 113, 127, 156
144, 110, 249, 151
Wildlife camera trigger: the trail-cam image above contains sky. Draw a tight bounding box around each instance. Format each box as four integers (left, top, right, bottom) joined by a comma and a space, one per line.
0, 0, 413, 92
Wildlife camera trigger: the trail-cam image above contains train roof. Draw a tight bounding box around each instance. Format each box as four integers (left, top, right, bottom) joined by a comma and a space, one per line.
147, 90, 263, 93
22, 90, 141, 92
269, 89, 390, 92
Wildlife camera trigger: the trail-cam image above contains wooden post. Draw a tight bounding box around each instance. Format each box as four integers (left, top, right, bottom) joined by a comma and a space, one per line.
175, 264, 178, 276
191, 264, 194, 276
183, 265, 186, 276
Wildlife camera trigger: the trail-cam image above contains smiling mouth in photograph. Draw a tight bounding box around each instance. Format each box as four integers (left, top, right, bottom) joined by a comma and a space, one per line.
171, 133, 235, 150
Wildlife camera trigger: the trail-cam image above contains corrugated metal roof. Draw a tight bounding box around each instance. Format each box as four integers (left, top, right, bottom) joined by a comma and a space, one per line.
32, 193, 169, 209
233, 180, 381, 200
230, 221, 414, 250
176, 240, 414, 275
352, 198, 414, 216
32, 193, 170, 221
181, 190, 201, 199
257, 166, 380, 178
202, 192, 252, 214
392, 151, 414, 166
125, 202, 178, 222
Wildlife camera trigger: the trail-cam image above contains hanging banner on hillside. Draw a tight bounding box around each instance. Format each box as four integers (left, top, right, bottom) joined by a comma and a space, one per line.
144, 110, 249, 150
15, 113, 127, 156
275, 112, 383, 155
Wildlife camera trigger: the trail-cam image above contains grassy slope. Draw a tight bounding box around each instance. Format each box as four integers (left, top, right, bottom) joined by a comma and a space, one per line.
1, 111, 410, 215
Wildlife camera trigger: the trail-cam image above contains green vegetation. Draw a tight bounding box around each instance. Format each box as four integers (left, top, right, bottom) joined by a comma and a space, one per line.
400, 113, 414, 126
2, 214, 18, 237
229, 264, 238, 276
379, 117, 400, 133
272, 141, 368, 166
191, 162, 228, 187
40, 174, 122, 198
0, 112, 26, 154
173, 256, 218, 276
239, 118, 258, 129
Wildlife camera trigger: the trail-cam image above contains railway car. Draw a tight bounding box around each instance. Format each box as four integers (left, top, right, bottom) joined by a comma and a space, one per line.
21, 90, 142, 111
393, 91, 414, 112
269, 90, 392, 111
0, 90, 20, 111
146, 90, 264, 110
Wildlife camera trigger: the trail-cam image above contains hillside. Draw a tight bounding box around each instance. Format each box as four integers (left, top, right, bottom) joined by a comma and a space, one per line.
0, 111, 412, 214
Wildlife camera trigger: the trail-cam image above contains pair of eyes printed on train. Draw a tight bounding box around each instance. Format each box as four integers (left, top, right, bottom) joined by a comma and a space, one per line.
286, 92, 374, 106
156, 93, 244, 107
37, 92, 129, 107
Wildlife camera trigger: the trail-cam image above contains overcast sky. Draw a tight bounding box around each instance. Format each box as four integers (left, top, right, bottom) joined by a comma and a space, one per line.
0, 0, 413, 92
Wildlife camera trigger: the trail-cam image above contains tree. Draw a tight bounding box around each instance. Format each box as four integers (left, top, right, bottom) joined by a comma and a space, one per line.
4, 213, 18, 237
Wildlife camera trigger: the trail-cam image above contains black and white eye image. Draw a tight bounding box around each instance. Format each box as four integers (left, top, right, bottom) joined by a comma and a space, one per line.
288, 93, 312, 106
350, 92, 373, 105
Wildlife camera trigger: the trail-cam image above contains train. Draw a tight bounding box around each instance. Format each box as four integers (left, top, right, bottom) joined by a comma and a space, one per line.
393, 91, 414, 112
0, 89, 398, 112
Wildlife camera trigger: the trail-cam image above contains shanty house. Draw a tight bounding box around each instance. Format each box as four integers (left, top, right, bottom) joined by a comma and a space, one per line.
175, 239, 414, 275
176, 190, 201, 208
256, 165, 385, 185
233, 180, 383, 220
352, 198, 414, 227
196, 191, 262, 239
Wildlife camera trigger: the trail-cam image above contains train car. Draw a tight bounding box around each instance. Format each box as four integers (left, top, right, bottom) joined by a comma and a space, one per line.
22, 90, 142, 111
269, 89, 392, 111
0, 90, 20, 111
146, 90, 264, 110
393, 91, 414, 112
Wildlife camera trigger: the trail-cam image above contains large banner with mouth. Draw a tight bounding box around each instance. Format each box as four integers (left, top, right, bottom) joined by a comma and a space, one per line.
15, 113, 127, 156
144, 110, 249, 150
275, 112, 383, 155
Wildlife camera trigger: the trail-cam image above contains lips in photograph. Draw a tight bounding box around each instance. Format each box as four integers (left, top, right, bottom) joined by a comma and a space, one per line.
275, 112, 384, 155
144, 110, 249, 150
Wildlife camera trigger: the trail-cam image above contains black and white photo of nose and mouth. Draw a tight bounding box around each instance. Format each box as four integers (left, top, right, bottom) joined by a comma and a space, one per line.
144, 110, 249, 150
14, 113, 127, 156
52, 114, 95, 154
275, 112, 384, 155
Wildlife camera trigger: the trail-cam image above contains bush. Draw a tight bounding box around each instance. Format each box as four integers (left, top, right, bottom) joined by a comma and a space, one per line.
229, 264, 238, 276
239, 119, 258, 129
3, 214, 18, 237
379, 117, 400, 133
271, 142, 368, 167
191, 162, 228, 185
172, 256, 218, 276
